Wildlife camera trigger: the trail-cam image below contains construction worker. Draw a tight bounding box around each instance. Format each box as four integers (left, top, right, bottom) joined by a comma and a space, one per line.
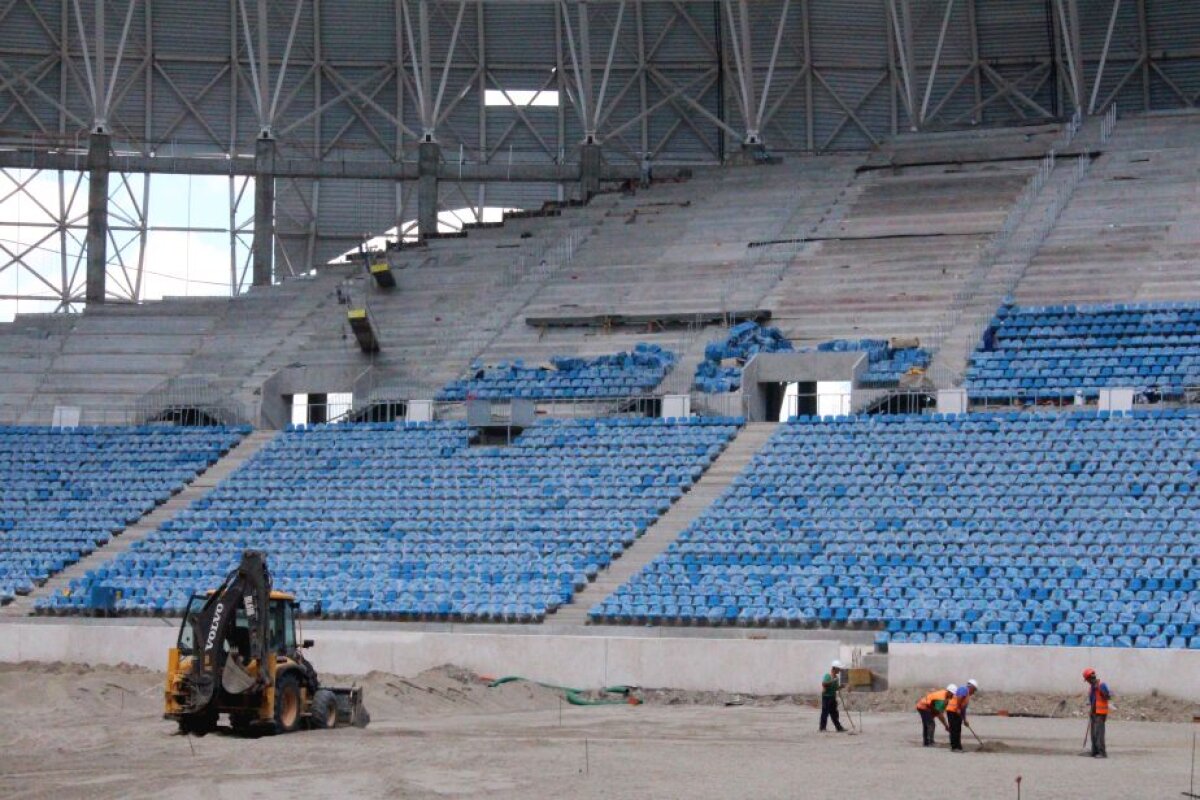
819, 660, 846, 732
946, 679, 979, 752
916, 684, 955, 747
1084, 668, 1111, 758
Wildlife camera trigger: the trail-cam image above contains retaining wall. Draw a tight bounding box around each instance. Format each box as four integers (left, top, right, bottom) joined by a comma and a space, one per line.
1, 622, 1196, 700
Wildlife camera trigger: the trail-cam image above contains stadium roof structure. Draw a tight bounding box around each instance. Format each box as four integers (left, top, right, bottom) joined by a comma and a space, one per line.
0, 0, 1197, 312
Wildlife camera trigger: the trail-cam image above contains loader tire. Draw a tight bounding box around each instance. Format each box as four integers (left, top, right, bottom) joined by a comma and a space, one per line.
273, 673, 302, 734
310, 689, 338, 730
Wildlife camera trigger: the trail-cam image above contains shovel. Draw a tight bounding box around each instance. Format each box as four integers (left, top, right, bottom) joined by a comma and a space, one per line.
966, 720, 988, 751
838, 690, 859, 736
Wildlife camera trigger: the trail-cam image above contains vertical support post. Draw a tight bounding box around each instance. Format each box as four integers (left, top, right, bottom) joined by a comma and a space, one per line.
85, 133, 111, 304
901, 0, 917, 129
580, 141, 601, 202
966, 0, 981, 123
1136, 0, 1150, 111
802, 0, 813, 151
1066, 0, 1085, 116
85, 131, 111, 304
635, 0, 648, 156
737, 0, 757, 143
577, 0, 593, 141
418, 139, 440, 238
252, 136, 275, 286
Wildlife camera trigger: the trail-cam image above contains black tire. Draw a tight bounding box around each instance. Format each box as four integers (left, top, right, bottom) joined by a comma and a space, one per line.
310, 689, 338, 730
177, 705, 218, 736
273, 672, 303, 734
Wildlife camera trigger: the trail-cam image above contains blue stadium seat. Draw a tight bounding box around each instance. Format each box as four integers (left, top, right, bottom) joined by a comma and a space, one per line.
0, 424, 248, 607
52, 418, 739, 619
593, 411, 1200, 649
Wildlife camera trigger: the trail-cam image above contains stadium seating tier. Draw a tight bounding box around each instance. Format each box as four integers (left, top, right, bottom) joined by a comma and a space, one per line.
968, 302, 1200, 398
0, 425, 247, 604
595, 411, 1199, 649
49, 418, 740, 620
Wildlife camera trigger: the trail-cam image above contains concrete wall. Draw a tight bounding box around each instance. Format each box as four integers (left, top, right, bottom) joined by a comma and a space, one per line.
2, 622, 1196, 700
890, 643, 1200, 700
0, 622, 836, 693
742, 351, 865, 422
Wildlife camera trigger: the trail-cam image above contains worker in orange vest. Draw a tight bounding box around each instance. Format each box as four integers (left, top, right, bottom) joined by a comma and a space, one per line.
1084, 668, 1111, 758
945, 679, 979, 752
915, 684, 955, 747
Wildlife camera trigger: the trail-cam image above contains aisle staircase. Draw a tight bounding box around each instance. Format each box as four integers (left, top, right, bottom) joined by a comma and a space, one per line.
553, 422, 778, 625
0, 430, 277, 617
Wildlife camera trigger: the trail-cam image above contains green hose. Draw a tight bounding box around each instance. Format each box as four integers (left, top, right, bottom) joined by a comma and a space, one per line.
488, 675, 641, 706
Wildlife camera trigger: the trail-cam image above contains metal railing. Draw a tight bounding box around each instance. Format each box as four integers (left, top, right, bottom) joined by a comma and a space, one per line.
1055, 108, 1083, 150
1099, 104, 1118, 144
426, 225, 585, 388
925, 106, 1118, 387
133, 377, 248, 426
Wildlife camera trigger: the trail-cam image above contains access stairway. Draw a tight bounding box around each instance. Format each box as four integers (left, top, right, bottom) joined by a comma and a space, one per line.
1, 430, 277, 617
553, 421, 778, 625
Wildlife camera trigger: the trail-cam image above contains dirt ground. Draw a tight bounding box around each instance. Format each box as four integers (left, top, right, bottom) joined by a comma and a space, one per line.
2, 662, 1197, 800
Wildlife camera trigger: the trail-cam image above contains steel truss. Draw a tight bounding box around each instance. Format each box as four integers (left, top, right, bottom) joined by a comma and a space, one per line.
0, 0, 1196, 313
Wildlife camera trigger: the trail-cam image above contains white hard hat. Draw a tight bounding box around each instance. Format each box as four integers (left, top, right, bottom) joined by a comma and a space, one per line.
946, 683, 958, 693
831, 660, 844, 670
967, 679, 979, 690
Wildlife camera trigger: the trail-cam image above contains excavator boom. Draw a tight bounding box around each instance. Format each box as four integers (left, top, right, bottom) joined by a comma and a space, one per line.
180, 550, 273, 714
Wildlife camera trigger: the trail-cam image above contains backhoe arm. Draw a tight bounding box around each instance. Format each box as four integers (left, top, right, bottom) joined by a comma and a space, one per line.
180, 550, 273, 714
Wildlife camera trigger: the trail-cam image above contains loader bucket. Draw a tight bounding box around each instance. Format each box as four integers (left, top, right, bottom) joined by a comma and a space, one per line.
330, 686, 369, 728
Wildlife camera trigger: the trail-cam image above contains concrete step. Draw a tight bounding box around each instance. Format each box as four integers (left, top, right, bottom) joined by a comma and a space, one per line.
0, 430, 277, 617
552, 422, 779, 625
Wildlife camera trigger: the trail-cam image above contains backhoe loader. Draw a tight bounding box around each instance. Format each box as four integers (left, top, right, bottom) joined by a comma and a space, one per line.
164, 550, 367, 735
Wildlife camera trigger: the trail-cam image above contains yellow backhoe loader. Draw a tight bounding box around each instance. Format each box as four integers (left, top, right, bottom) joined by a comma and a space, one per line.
164, 550, 367, 735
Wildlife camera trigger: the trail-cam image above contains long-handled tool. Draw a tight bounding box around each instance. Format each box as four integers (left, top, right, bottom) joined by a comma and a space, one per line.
1082, 715, 1091, 753
966, 720, 987, 751
838, 690, 859, 735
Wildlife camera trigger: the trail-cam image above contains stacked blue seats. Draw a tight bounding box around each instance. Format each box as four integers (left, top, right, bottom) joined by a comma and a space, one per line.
437, 344, 676, 401
593, 411, 1199, 649
694, 322, 793, 393
815, 339, 931, 385
51, 417, 741, 620
0, 425, 246, 605
967, 301, 1200, 398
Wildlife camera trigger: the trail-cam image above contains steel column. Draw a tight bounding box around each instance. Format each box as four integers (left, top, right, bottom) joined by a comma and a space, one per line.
85, 132, 110, 302
417, 139, 440, 237
252, 136, 275, 286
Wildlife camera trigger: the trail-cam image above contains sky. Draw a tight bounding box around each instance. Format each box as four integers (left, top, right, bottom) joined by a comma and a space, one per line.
0, 167, 517, 323
0, 168, 245, 322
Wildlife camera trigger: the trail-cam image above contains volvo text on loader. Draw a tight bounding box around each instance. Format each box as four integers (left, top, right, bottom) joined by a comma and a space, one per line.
164, 550, 367, 735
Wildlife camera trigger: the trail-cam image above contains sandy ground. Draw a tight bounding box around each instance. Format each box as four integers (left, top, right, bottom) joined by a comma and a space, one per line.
1, 663, 1197, 800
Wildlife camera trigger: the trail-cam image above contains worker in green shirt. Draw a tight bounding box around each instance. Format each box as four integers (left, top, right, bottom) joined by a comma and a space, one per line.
819, 660, 846, 732
915, 684, 956, 746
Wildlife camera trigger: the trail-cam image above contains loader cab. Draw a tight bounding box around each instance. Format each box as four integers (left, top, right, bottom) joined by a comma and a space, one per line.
177, 590, 301, 658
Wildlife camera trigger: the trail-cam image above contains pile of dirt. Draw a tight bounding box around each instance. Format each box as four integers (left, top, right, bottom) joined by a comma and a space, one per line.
3, 662, 1195, 723
0, 660, 163, 718
326, 665, 570, 717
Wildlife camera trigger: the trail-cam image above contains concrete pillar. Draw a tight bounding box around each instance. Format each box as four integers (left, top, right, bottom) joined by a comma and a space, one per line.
85, 132, 111, 304
580, 142, 602, 202
253, 137, 276, 286
417, 140, 440, 239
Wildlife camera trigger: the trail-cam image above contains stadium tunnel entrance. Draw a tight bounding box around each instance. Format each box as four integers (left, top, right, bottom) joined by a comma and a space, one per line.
742, 351, 866, 422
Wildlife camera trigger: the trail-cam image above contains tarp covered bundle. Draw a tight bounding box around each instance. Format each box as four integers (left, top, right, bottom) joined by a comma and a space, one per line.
694, 322, 794, 393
